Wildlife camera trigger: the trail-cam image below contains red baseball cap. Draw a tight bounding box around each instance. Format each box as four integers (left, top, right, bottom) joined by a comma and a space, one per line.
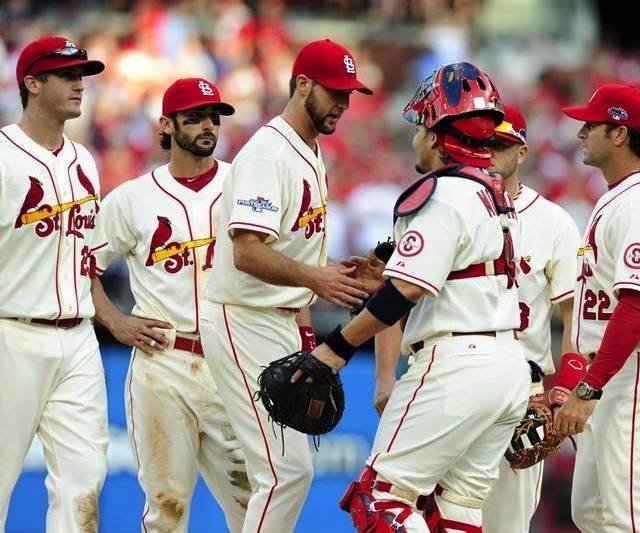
562, 84, 640, 129
16, 36, 104, 86
495, 104, 527, 144
292, 39, 373, 95
162, 78, 235, 117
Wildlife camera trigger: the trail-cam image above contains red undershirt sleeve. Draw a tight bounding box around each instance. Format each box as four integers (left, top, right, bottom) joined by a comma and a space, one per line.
582, 289, 640, 389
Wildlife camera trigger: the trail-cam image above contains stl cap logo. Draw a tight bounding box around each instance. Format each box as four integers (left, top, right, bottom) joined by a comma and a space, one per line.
608, 106, 629, 121
343, 54, 356, 74
65, 40, 77, 48
198, 80, 214, 96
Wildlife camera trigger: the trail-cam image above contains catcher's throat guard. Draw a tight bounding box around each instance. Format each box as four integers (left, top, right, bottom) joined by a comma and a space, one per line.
256, 351, 345, 436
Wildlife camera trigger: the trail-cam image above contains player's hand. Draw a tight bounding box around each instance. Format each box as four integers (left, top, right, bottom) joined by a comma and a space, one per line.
311, 264, 369, 309
340, 250, 386, 294
109, 315, 172, 355
554, 390, 597, 438
373, 376, 395, 416
291, 343, 346, 383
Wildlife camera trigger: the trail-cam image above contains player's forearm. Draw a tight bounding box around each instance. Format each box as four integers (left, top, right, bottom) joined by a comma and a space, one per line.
375, 322, 403, 381
91, 277, 125, 332
234, 235, 317, 288
559, 298, 575, 354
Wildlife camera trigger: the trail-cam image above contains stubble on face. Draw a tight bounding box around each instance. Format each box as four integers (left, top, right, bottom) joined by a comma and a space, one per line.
173, 120, 217, 157
304, 88, 337, 135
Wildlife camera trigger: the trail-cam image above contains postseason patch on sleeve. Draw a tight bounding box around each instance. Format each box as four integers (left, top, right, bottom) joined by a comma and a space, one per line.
236, 197, 279, 213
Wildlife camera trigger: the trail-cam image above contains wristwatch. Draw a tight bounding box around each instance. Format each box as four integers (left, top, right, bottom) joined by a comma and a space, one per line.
575, 381, 603, 400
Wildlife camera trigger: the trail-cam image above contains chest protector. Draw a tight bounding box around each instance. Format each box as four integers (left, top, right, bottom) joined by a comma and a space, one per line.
394, 164, 517, 288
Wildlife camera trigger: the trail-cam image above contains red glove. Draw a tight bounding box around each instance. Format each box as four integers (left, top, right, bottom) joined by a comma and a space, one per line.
547, 352, 588, 407
299, 326, 317, 352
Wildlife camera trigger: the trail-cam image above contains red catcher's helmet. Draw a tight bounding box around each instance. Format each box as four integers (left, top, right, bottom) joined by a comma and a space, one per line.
403, 61, 503, 128
403, 62, 504, 166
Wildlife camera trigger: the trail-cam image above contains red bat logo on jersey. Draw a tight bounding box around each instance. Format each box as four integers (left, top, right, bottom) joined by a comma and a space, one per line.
291, 179, 326, 239
519, 256, 532, 275
586, 215, 602, 263
77, 164, 100, 213
14, 174, 97, 237
145, 215, 215, 274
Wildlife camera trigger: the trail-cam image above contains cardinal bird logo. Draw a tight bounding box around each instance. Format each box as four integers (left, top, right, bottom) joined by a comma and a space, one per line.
146, 216, 173, 266
519, 256, 532, 275
15, 176, 44, 228
76, 164, 99, 213
291, 179, 312, 231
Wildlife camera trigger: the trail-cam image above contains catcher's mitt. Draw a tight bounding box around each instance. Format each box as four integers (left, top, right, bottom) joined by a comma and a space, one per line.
256, 351, 345, 436
504, 399, 562, 469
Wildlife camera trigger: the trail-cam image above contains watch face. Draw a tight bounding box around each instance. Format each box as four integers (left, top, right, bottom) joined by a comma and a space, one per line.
576, 382, 591, 400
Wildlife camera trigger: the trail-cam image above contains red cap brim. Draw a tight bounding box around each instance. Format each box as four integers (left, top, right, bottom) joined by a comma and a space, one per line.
316, 77, 373, 95
168, 99, 235, 116
562, 105, 605, 123
34, 58, 105, 78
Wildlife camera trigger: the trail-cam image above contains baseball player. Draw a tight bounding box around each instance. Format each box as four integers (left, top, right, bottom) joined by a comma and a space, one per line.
0, 36, 108, 532
90, 78, 252, 532
554, 84, 640, 532
199, 39, 372, 532
481, 105, 581, 533
308, 62, 531, 532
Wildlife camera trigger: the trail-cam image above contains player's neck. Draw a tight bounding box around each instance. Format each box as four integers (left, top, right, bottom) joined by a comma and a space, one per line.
600, 154, 640, 187
168, 151, 215, 178
503, 174, 520, 199
280, 104, 319, 153
18, 108, 65, 151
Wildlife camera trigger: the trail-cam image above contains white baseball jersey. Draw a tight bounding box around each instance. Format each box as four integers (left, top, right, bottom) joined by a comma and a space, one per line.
205, 115, 329, 309
572, 171, 640, 355
513, 184, 580, 374
0, 124, 100, 319
92, 162, 228, 331
383, 176, 520, 352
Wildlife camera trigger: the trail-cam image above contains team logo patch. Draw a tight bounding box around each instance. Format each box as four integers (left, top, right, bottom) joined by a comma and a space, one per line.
623, 243, 640, 269
343, 54, 356, 74
607, 106, 629, 122
198, 80, 214, 96
397, 230, 424, 257
237, 197, 279, 213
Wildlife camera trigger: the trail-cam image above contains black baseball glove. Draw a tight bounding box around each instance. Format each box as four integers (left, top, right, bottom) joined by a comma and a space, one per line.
256, 351, 345, 436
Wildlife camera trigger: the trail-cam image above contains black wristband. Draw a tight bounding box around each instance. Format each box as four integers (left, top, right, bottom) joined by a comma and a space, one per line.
324, 325, 358, 364
366, 278, 416, 326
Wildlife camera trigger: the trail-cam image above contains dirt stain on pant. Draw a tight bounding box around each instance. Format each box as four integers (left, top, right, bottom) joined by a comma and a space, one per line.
74, 491, 99, 532
156, 491, 186, 524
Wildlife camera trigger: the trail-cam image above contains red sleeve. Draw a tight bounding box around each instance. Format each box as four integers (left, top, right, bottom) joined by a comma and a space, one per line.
583, 289, 640, 389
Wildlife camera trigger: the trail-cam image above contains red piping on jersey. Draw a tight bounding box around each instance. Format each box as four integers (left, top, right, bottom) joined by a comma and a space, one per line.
0, 129, 64, 318
66, 142, 80, 320
630, 353, 640, 533
127, 349, 151, 533
222, 305, 278, 532
517, 193, 540, 214
208, 192, 222, 238
533, 462, 543, 510
550, 289, 573, 303
615, 281, 640, 290
152, 171, 199, 332
608, 170, 640, 191
229, 221, 280, 238
265, 123, 328, 307
372, 346, 437, 467
383, 268, 440, 294
575, 181, 640, 353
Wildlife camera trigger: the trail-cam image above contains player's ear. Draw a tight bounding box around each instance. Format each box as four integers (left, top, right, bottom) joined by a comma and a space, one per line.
518, 144, 528, 163
159, 115, 175, 135
296, 75, 313, 98
22, 75, 43, 96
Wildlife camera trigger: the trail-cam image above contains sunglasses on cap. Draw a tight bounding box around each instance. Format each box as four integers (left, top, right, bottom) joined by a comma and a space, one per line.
24, 45, 88, 78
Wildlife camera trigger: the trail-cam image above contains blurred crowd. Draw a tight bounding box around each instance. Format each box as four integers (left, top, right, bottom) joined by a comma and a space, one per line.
2, 0, 638, 258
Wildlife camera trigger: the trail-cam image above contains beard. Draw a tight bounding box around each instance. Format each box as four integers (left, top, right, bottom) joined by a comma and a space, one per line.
305, 91, 336, 135
173, 126, 217, 157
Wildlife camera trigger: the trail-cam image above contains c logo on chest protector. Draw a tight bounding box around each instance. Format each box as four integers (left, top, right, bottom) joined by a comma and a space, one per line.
397, 230, 424, 257
291, 179, 326, 239
145, 216, 216, 273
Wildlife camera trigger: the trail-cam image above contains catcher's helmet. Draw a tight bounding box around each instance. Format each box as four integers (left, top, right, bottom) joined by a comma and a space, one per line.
403, 62, 504, 166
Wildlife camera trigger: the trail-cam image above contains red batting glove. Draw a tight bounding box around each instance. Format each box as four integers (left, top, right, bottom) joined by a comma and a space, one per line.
299, 326, 317, 352
547, 352, 589, 408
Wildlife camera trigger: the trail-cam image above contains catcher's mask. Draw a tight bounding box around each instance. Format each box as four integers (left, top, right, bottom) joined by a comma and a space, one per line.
403, 62, 504, 166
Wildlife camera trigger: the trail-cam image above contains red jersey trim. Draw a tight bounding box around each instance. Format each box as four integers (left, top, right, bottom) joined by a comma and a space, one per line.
550, 289, 574, 303
384, 268, 441, 294
517, 193, 541, 214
